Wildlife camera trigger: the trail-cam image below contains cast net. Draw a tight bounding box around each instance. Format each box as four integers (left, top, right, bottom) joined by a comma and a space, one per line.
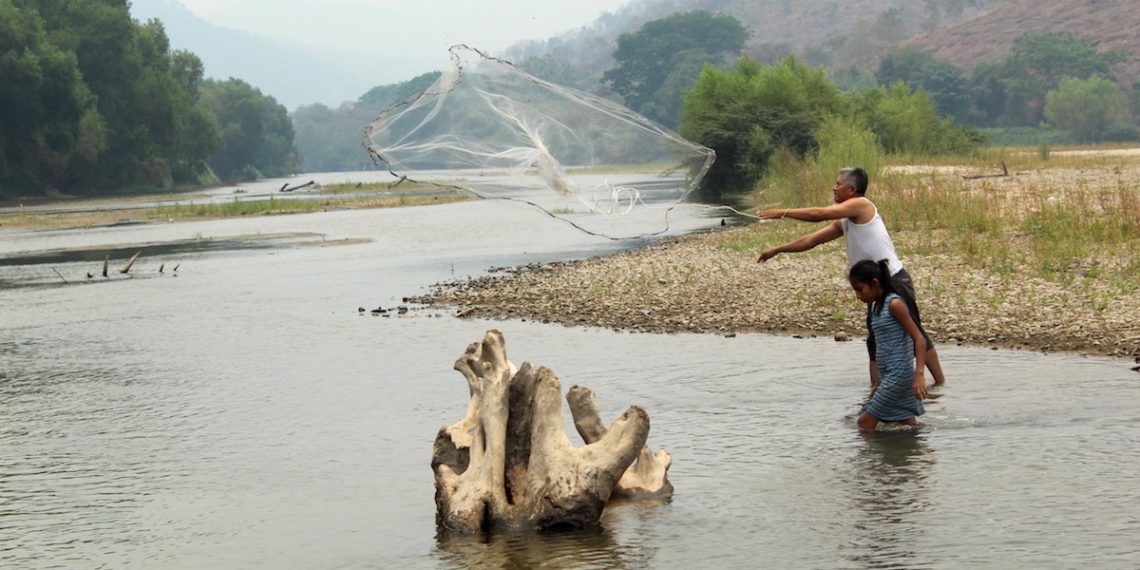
364, 45, 716, 240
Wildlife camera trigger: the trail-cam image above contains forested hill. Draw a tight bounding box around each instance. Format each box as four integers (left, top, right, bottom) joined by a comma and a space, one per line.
905, 0, 1140, 84
503, 0, 1002, 79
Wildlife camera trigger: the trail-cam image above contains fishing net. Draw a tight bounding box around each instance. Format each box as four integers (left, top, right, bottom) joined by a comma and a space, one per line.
364, 45, 716, 240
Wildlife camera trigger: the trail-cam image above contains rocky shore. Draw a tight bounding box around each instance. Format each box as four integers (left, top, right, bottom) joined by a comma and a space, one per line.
413, 226, 1140, 362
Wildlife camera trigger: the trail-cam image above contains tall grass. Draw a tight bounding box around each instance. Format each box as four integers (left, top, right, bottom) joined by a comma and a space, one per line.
154, 197, 325, 217
739, 132, 1140, 285
756, 115, 885, 211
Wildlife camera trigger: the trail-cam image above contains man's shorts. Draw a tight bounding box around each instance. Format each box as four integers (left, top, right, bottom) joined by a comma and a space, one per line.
866, 267, 934, 360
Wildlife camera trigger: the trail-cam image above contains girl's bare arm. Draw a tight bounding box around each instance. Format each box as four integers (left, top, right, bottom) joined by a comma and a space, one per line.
889, 298, 928, 400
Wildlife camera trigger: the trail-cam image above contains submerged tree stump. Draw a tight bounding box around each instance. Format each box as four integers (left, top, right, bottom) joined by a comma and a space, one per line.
431, 330, 673, 532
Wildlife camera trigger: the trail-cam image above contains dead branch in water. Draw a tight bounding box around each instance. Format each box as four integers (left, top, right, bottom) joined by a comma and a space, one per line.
119, 251, 141, 274
280, 180, 316, 192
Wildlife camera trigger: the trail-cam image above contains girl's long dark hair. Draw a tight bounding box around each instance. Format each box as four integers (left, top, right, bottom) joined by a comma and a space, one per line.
849, 259, 897, 314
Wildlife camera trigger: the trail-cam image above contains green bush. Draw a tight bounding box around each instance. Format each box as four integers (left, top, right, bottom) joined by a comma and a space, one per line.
1044, 76, 1130, 142
680, 56, 846, 194
854, 82, 976, 155
758, 116, 884, 209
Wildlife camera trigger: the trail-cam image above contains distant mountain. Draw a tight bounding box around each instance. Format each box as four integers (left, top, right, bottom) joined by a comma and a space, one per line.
904, 0, 1140, 83
502, 0, 1002, 82
532, 0, 1138, 85
129, 0, 375, 109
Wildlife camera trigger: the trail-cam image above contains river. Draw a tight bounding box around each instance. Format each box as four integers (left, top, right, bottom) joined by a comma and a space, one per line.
2, 187, 1137, 569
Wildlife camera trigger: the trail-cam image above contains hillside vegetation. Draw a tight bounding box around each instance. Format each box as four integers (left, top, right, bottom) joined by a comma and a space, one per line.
906, 0, 1140, 85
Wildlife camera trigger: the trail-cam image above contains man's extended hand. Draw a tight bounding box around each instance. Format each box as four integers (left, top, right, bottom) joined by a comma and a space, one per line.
756, 208, 787, 220
757, 248, 778, 263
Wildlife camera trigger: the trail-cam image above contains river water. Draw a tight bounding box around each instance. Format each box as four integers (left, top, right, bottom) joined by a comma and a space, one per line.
2, 189, 1138, 569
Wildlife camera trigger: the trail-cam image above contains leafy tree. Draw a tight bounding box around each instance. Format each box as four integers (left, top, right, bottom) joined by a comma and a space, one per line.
1130, 82, 1140, 124
518, 55, 596, 91
3, 0, 224, 193
0, 0, 95, 195
966, 60, 1008, 126
200, 78, 297, 181
876, 48, 972, 122
292, 103, 375, 173
294, 73, 442, 173
679, 56, 845, 194
1044, 76, 1129, 142
983, 32, 1125, 126
359, 71, 440, 106
638, 49, 716, 129
603, 11, 748, 127
853, 82, 978, 155
824, 8, 909, 69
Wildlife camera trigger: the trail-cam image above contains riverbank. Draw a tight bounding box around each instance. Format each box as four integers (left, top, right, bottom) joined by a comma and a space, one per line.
411, 226, 1139, 360
0, 180, 466, 230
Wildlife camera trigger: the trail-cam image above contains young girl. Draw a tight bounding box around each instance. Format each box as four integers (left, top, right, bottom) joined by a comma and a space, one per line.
849, 259, 929, 431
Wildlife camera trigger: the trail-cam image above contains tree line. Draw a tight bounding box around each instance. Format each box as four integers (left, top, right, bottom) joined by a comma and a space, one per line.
13, 2, 1127, 199
585, 11, 1140, 193
0, 0, 297, 199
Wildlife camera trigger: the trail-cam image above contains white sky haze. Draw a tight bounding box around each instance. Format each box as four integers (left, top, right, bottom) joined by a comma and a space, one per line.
179, 0, 631, 68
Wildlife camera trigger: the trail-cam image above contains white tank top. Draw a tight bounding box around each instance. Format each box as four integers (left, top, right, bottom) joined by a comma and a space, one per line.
841, 202, 903, 276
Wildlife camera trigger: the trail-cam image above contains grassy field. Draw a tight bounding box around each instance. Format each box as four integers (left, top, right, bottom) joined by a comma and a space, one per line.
725, 146, 1140, 290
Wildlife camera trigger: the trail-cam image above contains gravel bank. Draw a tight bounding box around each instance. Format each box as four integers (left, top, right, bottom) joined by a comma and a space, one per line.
413, 227, 1140, 361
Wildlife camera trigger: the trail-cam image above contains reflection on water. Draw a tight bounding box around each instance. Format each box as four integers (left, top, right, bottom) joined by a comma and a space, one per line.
2, 199, 1138, 568
846, 432, 934, 569
436, 525, 631, 569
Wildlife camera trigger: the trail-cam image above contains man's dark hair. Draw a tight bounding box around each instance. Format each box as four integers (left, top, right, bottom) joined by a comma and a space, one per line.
839, 167, 869, 196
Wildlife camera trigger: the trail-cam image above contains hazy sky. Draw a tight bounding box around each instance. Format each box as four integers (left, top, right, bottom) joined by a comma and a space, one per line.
179, 0, 632, 72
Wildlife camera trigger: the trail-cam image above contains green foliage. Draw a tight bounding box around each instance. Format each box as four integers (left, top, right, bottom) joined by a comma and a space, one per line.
679, 56, 846, 194
830, 66, 878, 92
680, 54, 985, 194
0, 0, 93, 196
200, 78, 297, 182
1044, 76, 1130, 142
760, 116, 884, 210
0, 1, 229, 196
603, 11, 748, 127
972, 32, 1126, 126
853, 82, 978, 155
358, 72, 440, 106
876, 48, 972, 121
814, 115, 884, 182
518, 55, 596, 91
294, 74, 442, 173
1130, 82, 1140, 122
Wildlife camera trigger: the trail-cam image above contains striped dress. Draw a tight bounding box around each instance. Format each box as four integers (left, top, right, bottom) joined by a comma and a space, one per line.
864, 293, 925, 422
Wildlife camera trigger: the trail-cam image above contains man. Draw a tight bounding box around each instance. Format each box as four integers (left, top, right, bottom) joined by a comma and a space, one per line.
756, 167, 946, 388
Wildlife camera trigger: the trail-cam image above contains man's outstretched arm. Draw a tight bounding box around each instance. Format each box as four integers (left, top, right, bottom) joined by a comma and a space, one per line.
757, 198, 871, 223
758, 220, 843, 262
